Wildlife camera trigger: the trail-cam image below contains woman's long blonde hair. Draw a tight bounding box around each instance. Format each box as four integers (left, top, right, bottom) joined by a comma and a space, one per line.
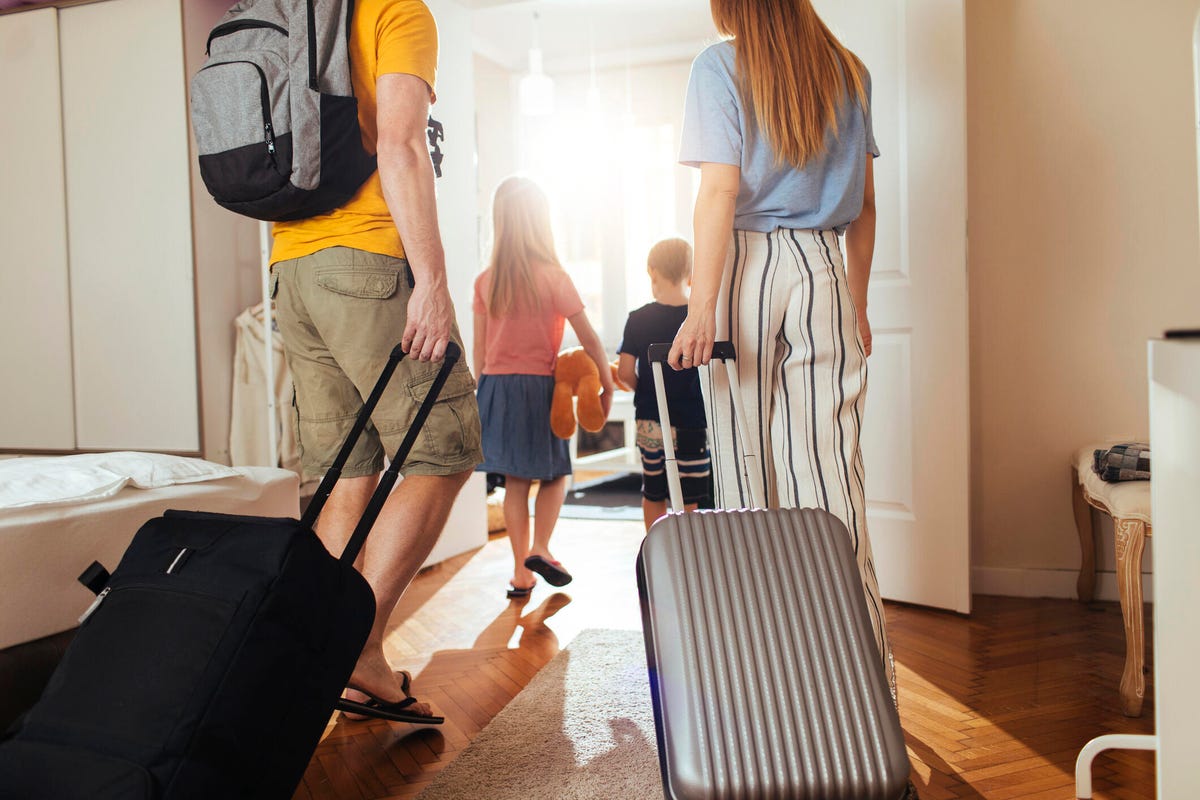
710, 0, 868, 168
485, 176, 560, 315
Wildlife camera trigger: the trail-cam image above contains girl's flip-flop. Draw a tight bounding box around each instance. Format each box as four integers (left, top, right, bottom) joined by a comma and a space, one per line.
506, 581, 535, 598
523, 555, 573, 587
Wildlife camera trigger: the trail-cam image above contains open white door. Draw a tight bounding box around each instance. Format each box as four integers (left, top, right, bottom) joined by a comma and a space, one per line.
817, 0, 971, 612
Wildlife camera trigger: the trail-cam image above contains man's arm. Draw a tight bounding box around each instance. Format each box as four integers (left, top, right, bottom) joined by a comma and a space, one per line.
376, 73, 452, 362
473, 311, 488, 378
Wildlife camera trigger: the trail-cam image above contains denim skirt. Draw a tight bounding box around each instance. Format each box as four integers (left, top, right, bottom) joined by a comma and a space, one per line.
476, 374, 572, 480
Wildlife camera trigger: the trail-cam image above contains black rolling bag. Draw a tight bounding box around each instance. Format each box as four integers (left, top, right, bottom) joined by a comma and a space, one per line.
0, 342, 462, 800
637, 342, 912, 800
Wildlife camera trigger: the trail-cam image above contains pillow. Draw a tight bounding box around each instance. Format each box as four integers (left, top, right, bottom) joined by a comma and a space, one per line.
0, 452, 241, 511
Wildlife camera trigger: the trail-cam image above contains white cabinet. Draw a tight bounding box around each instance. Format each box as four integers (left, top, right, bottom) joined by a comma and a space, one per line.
0, 0, 201, 453
0, 8, 75, 450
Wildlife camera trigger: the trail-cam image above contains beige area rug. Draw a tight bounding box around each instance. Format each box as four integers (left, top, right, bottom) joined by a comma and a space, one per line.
416, 628, 663, 800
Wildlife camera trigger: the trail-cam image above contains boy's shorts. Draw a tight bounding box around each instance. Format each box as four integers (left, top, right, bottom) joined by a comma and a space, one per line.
272, 247, 483, 480
636, 419, 711, 504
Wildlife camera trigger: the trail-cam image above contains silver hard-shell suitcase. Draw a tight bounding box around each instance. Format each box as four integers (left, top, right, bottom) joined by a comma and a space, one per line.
637, 342, 911, 800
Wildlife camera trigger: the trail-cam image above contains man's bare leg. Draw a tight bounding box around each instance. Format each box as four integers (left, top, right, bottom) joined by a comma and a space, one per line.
315, 469, 471, 712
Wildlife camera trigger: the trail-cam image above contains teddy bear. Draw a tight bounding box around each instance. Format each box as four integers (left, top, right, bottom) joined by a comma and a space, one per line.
550, 348, 607, 440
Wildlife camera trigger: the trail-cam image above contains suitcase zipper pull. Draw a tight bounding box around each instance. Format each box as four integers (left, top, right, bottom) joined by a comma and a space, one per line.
79, 587, 110, 624
166, 548, 191, 575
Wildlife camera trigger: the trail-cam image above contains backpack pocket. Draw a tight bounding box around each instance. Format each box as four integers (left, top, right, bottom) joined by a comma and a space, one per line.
192, 52, 293, 203
23, 581, 240, 757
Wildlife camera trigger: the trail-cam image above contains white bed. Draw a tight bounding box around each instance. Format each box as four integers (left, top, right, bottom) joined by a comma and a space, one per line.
0, 457, 299, 650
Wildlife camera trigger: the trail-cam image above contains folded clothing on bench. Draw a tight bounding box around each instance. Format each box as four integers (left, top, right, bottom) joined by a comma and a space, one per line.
1093, 443, 1151, 483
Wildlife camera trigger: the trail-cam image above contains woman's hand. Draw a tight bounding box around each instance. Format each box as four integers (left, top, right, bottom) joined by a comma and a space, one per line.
856, 306, 872, 358
668, 310, 716, 370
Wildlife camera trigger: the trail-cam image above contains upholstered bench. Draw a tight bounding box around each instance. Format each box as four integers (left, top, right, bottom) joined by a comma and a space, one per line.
1072, 445, 1152, 717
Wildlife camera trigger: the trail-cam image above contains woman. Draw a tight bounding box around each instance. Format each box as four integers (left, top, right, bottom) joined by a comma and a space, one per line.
668, 0, 894, 696
473, 177, 613, 598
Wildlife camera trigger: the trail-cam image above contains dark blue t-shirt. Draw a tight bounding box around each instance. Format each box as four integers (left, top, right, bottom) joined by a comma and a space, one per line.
618, 302, 707, 429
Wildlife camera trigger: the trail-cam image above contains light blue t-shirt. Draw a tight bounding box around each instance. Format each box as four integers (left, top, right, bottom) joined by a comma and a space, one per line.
679, 41, 878, 234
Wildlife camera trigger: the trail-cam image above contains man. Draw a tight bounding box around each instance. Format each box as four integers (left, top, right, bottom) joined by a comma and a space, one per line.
270, 0, 481, 722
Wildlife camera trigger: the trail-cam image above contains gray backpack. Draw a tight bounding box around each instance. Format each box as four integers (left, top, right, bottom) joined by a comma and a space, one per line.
190, 0, 376, 221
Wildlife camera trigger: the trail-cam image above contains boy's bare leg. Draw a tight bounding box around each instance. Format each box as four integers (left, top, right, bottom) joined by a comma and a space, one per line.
316, 470, 470, 712
643, 497, 699, 531
642, 498, 667, 531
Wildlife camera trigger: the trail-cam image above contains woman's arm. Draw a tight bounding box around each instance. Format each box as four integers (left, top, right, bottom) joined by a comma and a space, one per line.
567, 310, 616, 418
473, 311, 488, 378
669, 162, 740, 369
617, 353, 638, 392
844, 155, 876, 357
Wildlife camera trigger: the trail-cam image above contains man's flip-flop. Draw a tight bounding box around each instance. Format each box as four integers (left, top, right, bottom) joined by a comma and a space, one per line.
523, 555, 573, 587
337, 670, 444, 725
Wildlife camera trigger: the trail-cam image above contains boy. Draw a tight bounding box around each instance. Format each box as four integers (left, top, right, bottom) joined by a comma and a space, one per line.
617, 238, 712, 530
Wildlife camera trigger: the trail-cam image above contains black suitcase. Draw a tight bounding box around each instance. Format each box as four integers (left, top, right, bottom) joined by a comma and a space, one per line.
637, 342, 911, 800
0, 342, 462, 800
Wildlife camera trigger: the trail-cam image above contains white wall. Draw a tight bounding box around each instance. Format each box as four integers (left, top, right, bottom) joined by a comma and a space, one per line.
967, 0, 1200, 598
427, 0, 482, 355
425, 0, 488, 555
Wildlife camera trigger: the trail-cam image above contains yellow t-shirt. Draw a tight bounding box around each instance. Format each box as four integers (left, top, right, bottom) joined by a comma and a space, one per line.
270, 0, 438, 264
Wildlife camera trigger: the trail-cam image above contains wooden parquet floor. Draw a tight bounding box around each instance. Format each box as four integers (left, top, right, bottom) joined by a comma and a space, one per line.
295, 518, 1155, 800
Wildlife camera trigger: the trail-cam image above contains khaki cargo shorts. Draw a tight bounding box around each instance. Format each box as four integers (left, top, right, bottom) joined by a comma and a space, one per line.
271, 247, 483, 479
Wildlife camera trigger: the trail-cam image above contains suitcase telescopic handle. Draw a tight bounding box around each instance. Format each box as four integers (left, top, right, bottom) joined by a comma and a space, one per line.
646, 341, 761, 512
299, 342, 463, 566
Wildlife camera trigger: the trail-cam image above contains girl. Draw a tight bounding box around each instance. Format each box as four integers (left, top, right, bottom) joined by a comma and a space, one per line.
668, 0, 895, 698
473, 177, 613, 598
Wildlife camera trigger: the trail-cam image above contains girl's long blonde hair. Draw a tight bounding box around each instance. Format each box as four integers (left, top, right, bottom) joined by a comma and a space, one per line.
485, 176, 560, 316
710, 0, 868, 168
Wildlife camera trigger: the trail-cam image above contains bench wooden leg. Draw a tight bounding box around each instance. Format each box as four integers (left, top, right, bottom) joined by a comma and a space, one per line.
1072, 468, 1097, 602
1115, 517, 1147, 717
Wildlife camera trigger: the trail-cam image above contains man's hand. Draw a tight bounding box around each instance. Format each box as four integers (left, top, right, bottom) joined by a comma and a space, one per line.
403, 279, 454, 361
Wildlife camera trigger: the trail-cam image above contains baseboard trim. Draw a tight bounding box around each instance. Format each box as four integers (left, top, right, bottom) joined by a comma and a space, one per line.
972, 566, 1154, 603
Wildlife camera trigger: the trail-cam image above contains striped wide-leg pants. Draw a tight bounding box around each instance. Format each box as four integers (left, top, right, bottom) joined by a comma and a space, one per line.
703, 227, 896, 696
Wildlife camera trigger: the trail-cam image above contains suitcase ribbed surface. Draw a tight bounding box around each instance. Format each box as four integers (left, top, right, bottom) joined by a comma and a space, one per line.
639, 508, 909, 800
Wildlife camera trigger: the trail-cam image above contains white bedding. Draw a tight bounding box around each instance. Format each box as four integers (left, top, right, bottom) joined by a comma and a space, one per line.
0, 451, 243, 510
0, 465, 299, 650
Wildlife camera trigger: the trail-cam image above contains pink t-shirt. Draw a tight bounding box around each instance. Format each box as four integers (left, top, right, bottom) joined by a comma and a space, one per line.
473, 264, 585, 376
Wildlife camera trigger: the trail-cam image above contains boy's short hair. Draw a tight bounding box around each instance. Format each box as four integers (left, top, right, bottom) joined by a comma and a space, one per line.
647, 238, 693, 285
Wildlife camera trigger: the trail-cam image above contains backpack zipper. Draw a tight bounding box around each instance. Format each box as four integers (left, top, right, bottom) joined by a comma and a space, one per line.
206, 19, 288, 55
